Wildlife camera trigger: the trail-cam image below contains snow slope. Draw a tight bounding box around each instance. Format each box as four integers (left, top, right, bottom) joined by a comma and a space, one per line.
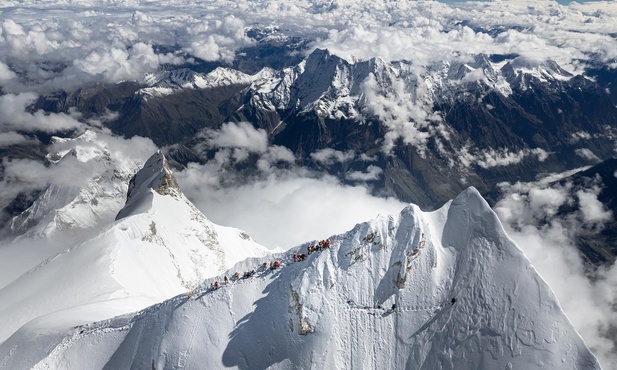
0, 188, 600, 369
0, 151, 270, 344
0, 130, 152, 289
5, 130, 138, 242
140, 67, 274, 97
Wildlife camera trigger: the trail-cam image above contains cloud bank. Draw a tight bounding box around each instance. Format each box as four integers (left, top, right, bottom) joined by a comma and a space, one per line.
0, 0, 615, 93
494, 174, 617, 367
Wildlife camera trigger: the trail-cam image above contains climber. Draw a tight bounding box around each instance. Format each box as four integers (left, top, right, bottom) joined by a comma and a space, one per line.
214, 280, 220, 288
234, 272, 240, 280
224, 276, 229, 285
293, 253, 298, 262
271, 260, 281, 269
451, 297, 456, 305
263, 262, 268, 271
298, 253, 306, 261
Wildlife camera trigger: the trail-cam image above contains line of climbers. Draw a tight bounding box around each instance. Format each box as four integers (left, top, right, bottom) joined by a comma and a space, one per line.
205, 239, 332, 291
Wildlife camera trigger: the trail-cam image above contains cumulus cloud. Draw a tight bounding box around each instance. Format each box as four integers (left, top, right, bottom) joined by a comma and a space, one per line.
1, 0, 614, 93
362, 72, 435, 154
1, 156, 101, 195
0, 8, 253, 92
0, 132, 31, 147
0, 93, 83, 132
576, 148, 601, 162
345, 165, 383, 181
183, 16, 254, 63
177, 166, 405, 249
494, 175, 617, 367
0, 60, 17, 84
459, 146, 549, 169
311, 148, 355, 165
577, 189, 612, 225
174, 122, 405, 249
203, 121, 269, 154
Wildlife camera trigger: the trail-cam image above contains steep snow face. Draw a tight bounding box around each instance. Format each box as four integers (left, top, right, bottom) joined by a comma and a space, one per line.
246, 49, 572, 122
0, 152, 271, 344
2, 188, 600, 369
250, 49, 411, 120
5, 130, 136, 242
140, 67, 274, 97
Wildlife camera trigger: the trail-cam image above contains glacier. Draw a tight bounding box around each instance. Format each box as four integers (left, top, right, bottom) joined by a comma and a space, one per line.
0, 151, 271, 346
0, 185, 601, 369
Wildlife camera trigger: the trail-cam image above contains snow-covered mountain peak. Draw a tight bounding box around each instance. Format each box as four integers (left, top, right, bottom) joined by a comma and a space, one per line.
4, 130, 148, 245
140, 67, 273, 97
501, 56, 574, 87
115, 150, 180, 220
5, 187, 599, 369
0, 150, 271, 345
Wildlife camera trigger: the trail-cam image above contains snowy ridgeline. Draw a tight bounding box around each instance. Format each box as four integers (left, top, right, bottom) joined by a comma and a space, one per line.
0, 151, 271, 352
0, 186, 600, 369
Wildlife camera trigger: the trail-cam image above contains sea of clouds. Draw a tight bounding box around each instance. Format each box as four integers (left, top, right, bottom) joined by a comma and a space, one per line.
1, 0, 617, 366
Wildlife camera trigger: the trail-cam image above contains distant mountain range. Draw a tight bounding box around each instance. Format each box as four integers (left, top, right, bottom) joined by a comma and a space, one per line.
29, 47, 617, 210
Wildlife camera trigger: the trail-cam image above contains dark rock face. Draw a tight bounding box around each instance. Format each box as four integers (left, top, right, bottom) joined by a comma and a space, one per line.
29, 49, 617, 212
559, 158, 617, 266
0, 141, 48, 237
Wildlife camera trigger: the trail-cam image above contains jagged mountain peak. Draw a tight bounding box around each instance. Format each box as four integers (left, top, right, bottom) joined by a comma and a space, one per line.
0, 149, 271, 345
3, 187, 599, 369
116, 150, 180, 220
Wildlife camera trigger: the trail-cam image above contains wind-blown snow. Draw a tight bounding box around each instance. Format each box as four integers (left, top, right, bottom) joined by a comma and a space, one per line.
0, 188, 600, 369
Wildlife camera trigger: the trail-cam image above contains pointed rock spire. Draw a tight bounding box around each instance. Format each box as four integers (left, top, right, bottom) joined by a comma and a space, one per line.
115, 151, 181, 220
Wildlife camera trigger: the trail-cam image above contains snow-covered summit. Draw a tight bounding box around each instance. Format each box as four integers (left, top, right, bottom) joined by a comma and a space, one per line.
115, 150, 179, 220
140, 67, 274, 97
0, 151, 271, 345
4, 130, 146, 243
1, 187, 600, 369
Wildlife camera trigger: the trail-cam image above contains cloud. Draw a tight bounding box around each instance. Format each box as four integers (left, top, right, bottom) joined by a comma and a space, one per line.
203, 121, 269, 154
0, 132, 32, 147
0, 9, 253, 92
361, 72, 435, 154
459, 146, 549, 169
177, 166, 406, 249
183, 15, 254, 63
575, 148, 601, 162
0, 93, 83, 132
346, 165, 383, 181
577, 188, 612, 225
0, 155, 103, 200
0, 128, 157, 220
311, 148, 355, 165
176, 127, 405, 249
0, 60, 16, 84
1, 0, 615, 94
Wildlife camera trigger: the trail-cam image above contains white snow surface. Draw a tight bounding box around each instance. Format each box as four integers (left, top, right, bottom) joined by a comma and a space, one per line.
7, 130, 134, 242
0, 151, 271, 345
140, 67, 275, 97
0, 188, 600, 369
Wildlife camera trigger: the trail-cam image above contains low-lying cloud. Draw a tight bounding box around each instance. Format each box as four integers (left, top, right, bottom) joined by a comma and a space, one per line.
494, 175, 617, 367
